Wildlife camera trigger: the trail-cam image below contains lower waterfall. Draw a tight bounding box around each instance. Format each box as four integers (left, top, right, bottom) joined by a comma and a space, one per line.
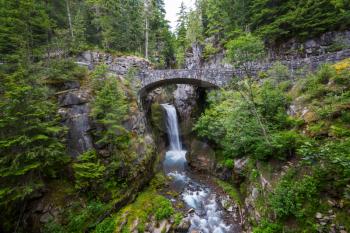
161, 103, 237, 233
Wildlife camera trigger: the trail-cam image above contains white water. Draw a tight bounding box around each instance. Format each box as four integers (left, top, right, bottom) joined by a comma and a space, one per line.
161, 104, 233, 233
162, 104, 182, 150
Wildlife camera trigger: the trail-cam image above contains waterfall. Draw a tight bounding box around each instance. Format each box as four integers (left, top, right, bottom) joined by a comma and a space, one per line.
161, 104, 235, 233
161, 104, 182, 151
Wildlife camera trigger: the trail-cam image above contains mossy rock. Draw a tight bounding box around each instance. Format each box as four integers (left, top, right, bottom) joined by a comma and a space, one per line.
151, 103, 166, 133
303, 110, 318, 123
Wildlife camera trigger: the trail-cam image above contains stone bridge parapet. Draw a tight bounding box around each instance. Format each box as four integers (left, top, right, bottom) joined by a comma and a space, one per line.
138, 69, 235, 97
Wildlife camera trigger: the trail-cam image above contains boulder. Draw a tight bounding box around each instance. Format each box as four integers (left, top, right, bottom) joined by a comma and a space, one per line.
316, 212, 323, 219
187, 140, 215, 172
175, 217, 191, 233
39, 213, 53, 223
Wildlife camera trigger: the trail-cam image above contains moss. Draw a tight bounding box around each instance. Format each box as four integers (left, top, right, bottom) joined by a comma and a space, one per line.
332, 58, 350, 74
335, 210, 350, 231
214, 178, 243, 206
303, 111, 318, 123
93, 217, 116, 233
151, 103, 165, 133
173, 213, 183, 226
308, 121, 329, 137
113, 174, 174, 233
203, 42, 220, 60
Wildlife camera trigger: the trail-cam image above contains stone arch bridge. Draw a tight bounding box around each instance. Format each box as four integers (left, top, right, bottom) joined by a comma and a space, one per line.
138, 69, 237, 98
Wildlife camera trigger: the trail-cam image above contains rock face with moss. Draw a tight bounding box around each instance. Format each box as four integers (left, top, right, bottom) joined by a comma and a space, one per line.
58, 87, 93, 158
186, 30, 350, 73
25, 55, 162, 233
77, 51, 152, 75
192, 59, 350, 232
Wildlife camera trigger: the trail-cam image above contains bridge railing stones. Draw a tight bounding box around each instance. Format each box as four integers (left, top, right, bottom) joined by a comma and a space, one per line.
139, 69, 236, 90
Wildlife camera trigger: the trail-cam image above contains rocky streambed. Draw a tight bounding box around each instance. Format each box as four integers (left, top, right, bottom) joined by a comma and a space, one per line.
161, 104, 242, 233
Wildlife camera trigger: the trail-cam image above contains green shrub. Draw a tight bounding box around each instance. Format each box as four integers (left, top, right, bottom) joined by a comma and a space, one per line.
270, 130, 303, 160
43, 220, 65, 233
44, 201, 110, 233
267, 62, 292, 83
174, 213, 183, 226
316, 65, 336, 84
93, 217, 116, 233
155, 198, 174, 220
72, 150, 106, 191
41, 59, 87, 84
224, 159, 234, 169
329, 123, 350, 137
66, 201, 109, 233
253, 219, 283, 233
269, 174, 319, 219
203, 42, 219, 60
215, 178, 242, 205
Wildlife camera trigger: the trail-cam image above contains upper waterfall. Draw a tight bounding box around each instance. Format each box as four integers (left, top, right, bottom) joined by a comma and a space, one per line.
161, 104, 182, 151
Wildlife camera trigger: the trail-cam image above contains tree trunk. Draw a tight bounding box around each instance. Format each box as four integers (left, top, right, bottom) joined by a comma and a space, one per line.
144, 0, 149, 60
66, 0, 74, 39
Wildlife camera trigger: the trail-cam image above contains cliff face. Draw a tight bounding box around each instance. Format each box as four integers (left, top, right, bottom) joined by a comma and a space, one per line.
185, 30, 350, 73
26, 54, 160, 232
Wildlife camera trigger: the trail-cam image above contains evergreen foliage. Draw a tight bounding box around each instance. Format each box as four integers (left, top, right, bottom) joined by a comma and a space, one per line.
174, 0, 350, 55
73, 150, 106, 191
0, 67, 69, 207
90, 66, 130, 152
0, 0, 175, 67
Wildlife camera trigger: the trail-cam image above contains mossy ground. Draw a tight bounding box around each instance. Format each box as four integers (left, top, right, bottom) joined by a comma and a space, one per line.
94, 173, 179, 233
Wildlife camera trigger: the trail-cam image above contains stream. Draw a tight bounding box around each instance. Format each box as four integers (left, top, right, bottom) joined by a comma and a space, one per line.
161, 104, 240, 233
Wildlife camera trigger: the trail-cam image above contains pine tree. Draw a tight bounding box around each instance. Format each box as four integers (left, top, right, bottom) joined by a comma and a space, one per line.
0, 0, 50, 63
175, 2, 188, 67
0, 67, 69, 213
148, 0, 175, 67
186, 0, 203, 45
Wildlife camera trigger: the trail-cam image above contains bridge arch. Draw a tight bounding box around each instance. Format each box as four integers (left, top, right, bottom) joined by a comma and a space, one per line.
138, 69, 234, 98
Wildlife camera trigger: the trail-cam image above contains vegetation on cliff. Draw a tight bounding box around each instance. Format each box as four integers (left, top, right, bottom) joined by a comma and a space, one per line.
194, 35, 350, 231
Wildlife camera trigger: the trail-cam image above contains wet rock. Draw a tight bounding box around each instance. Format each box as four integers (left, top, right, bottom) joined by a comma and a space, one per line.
251, 188, 259, 199
63, 81, 80, 90
153, 219, 171, 233
187, 140, 215, 172
188, 208, 195, 214
190, 230, 200, 233
260, 174, 272, 190
234, 157, 249, 174
176, 217, 191, 233
34, 201, 45, 213
58, 90, 89, 107
173, 84, 198, 125
40, 212, 53, 223
287, 104, 298, 116
60, 104, 93, 158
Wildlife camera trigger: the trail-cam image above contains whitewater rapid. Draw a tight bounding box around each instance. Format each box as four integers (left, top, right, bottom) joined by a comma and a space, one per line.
161, 104, 233, 233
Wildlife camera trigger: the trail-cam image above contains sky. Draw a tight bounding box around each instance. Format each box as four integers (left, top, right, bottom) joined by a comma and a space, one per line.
164, 0, 195, 31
